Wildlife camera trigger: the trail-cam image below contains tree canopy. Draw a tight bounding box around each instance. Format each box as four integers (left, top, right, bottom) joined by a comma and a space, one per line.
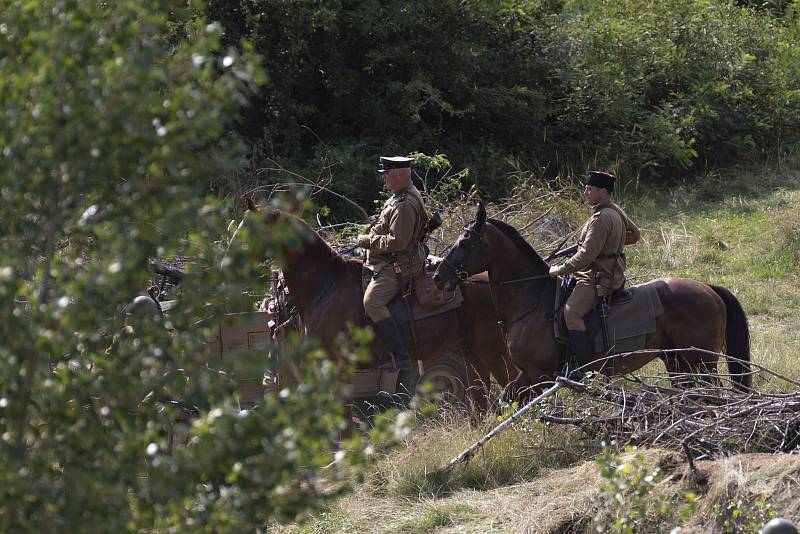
207, 0, 800, 215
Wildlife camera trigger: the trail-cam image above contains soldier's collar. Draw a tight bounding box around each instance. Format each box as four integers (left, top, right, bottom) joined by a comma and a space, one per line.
392, 186, 413, 196
592, 201, 614, 212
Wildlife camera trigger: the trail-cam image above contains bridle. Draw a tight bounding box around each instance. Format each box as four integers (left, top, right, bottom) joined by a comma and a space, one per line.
442, 222, 551, 288
440, 226, 484, 282
441, 220, 552, 328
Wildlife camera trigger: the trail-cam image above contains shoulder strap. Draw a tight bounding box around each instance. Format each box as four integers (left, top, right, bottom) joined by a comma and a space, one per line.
403, 188, 429, 242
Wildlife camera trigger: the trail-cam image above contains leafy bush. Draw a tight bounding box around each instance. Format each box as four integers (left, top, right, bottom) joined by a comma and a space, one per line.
543, 0, 800, 173
203, 0, 800, 213
0, 1, 372, 530
592, 444, 664, 533
716, 495, 777, 534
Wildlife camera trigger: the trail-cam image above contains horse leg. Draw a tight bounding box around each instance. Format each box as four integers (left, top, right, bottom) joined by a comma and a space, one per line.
665, 349, 721, 389
503, 327, 562, 405
663, 351, 697, 389
653, 279, 729, 388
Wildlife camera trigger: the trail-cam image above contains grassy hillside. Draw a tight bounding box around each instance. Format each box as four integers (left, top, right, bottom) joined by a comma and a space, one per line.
285, 161, 800, 533
621, 164, 800, 383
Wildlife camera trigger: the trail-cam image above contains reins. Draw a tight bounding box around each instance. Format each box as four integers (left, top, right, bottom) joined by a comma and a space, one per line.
459, 272, 550, 287
333, 244, 360, 258
441, 248, 550, 287
441, 220, 552, 329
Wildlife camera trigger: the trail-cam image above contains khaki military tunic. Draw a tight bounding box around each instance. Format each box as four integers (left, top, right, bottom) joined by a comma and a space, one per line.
559, 201, 640, 331
361, 185, 428, 322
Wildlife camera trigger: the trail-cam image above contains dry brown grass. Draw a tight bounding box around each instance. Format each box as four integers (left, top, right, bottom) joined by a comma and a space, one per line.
295, 449, 800, 533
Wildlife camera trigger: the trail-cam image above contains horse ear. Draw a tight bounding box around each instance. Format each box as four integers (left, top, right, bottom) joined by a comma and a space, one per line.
245, 195, 257, 212
476, 202, 487, 226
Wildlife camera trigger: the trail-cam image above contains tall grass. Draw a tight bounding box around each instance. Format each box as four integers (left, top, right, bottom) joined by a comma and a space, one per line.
364, 406, 584, 500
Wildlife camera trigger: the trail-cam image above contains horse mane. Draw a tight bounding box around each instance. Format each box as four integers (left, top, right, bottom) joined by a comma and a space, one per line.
243, 201, 363, 274
486, 217, 549, 273
288, 214, 362, 271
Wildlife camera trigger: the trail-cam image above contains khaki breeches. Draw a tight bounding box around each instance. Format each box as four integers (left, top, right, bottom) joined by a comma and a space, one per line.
363, 268, 404, 322
564, 279, 599, 331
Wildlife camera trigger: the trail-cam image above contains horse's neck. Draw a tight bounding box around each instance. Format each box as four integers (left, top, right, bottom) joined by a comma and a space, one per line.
485, 225, 553, 317
281, 229, 354, 314
485, 228, 546, 284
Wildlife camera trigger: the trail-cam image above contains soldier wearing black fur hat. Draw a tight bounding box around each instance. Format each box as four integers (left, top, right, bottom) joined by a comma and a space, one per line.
548, 171, 640, 370
357, 156, 430, 366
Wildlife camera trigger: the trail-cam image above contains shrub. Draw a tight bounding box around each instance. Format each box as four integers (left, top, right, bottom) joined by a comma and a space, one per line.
0, 1, 371, 530
202, 0, 800, 213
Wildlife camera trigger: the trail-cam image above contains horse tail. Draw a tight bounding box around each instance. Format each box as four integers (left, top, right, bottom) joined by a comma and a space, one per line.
708, 284, 752, 390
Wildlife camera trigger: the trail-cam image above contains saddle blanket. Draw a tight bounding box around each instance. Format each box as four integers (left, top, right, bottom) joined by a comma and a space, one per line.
389, 284, 464, 324
593, 282, 664, 354
556, 281, 665, 355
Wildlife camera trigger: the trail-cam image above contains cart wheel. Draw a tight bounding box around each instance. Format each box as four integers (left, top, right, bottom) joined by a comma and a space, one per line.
416, 356, 467, 405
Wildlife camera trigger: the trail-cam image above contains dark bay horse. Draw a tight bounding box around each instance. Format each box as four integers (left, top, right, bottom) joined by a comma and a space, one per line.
433, 203, 752, 400
242, 203, 516, 414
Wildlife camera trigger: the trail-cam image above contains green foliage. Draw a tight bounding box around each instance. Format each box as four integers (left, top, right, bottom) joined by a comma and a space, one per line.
202, 0, 800, 215
0, 1, 375, 531
592, 444, 664, 533
550, 0, 800, 172
716, 495, 777, 533
393, 503, 477, 533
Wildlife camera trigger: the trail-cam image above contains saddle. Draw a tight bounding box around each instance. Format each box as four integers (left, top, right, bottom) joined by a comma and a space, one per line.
387, 268, 464, 325
380, 263, 464, 371
413, 271, 459, 308
554, 275, 664, 358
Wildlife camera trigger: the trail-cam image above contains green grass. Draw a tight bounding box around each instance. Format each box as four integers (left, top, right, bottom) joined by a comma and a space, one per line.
393, 503, 479, 533
616, 164, 800, 388
363, 410, 583, 500
299, 501, 479, 534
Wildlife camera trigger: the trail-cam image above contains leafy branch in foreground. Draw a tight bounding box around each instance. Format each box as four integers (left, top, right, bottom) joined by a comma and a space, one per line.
0, 1, 373, 531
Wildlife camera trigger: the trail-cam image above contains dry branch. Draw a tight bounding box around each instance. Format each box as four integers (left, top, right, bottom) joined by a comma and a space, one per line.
535, 350, 800, 458
443, 376, 587, 470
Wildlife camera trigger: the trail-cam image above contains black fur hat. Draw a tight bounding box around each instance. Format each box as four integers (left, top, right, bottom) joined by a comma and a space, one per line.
585, 171, 616, 192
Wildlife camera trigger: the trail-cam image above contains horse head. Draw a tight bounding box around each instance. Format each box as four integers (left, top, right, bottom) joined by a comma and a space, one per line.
433, 202, 490, 291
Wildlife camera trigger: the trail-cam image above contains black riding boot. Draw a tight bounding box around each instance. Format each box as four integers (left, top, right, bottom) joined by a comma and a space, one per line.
567, 329, 591, 379
372, 318, 410, 369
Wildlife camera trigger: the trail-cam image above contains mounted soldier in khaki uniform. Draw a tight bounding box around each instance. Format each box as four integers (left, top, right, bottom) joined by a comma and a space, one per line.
549, 171, 640, 369
357, 156, 429, 366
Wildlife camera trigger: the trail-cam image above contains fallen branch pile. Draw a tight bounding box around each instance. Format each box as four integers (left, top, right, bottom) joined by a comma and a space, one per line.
538, 349, 800, 458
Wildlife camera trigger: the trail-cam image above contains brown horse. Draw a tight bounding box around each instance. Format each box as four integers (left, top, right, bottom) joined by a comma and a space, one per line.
433, 203, 752, 400
243, 203, 516, 414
